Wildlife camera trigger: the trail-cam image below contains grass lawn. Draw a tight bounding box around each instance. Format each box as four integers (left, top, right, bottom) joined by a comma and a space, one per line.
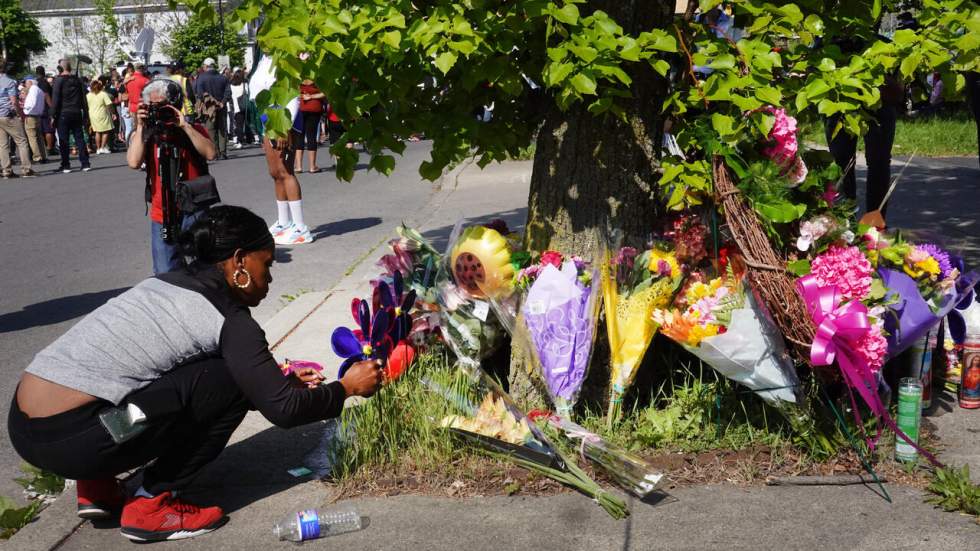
802, 108, 978, 158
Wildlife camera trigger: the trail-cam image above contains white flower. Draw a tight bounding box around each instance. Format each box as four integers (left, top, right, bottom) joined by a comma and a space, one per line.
842, 230, 855, 244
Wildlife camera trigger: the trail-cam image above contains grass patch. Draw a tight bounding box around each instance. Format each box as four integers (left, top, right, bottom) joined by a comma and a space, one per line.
926, 465, 980, 523
0, 464, 65, 539
801, 109, 978, 157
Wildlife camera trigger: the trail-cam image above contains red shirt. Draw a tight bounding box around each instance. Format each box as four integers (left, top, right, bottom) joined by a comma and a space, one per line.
125, 73, 150, 113
299, 83, 323, 113
146, 124, 210, 224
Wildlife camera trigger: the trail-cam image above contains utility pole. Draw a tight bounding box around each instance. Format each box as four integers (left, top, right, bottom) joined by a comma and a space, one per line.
219, 0, 224, 51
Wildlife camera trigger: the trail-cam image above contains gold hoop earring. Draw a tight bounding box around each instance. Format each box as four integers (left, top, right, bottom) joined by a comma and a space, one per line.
233, 268, 252, 289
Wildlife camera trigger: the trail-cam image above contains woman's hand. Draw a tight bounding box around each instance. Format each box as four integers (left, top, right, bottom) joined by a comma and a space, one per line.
339, 359, 384, 397
292, 367, 325, 389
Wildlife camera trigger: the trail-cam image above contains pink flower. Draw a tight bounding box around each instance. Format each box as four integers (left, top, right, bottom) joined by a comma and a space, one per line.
540, 250, 563, 268
762, 108, 799, 166
858, 322, 888, 372
822, 184, 838, 206
810, 245, 873, 302
796, 215, 833, 252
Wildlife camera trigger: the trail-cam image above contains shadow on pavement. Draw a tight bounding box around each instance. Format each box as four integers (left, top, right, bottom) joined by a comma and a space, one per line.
274, 248, 293, 264
311, 217, 383, 240
0, 287, 130, 334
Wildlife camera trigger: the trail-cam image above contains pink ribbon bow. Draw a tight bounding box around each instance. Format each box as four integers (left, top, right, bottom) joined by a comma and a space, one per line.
797, 275, 942, 466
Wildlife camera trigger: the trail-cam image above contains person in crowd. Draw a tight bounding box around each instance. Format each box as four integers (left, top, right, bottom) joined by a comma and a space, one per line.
124, 63, 150, 132
194, 58, 230, 160
8, 204, 383, 542
87, 80, 115, 155
0, 59, 36, 178
34, 67, 57, 156
294, 79, 325, 173
22, 76, 48, 164
229, 69, 248, 149
118, 69, 134, 144
52, 61, 91, 173
127, 78, 216, 273
325, 99, 345, 160
249, 56, 313, 245
167, 62, 195, 121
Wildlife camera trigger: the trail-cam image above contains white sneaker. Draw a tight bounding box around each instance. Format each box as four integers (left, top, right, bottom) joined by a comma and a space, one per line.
274, 224, 314, 245
268, 221, 292, 238
234, 143, 243, 150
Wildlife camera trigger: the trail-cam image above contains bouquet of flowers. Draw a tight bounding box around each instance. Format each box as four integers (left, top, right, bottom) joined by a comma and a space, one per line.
603, 244, 684, 426
373, 225, 443, 346
654, 270, 800, 405
487, 251, 600, 417
424, 367, 628, 518
861, 227, 979, 357
436, 220, 517, 369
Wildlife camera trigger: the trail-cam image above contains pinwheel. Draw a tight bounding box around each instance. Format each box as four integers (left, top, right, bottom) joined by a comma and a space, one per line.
332, 298, 392, 378
375, 271, 417, 343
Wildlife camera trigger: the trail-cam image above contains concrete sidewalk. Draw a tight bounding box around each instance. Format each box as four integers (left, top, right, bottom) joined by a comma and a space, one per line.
7, 157, 980, 550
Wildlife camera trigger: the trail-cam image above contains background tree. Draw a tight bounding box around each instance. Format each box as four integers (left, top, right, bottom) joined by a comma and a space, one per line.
182, 0, 978, 403
164, 11, 247, 70
0, 0, 49, 74
77, 0, 123, 75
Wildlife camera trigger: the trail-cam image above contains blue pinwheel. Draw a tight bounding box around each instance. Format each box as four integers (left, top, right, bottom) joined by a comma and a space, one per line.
375, 270, 417, 343
332, 298, 392, 378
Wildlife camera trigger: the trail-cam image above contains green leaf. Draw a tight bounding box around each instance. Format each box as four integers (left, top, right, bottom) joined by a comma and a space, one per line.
754, 200, 807, 223
551, 3, 580, 25
370, 154, 397, 176
546, 62, 575, 86
434, 51, 458, 74
755, 87, 782, 105
419, 160, 444, 181
569, 72, 597, 95
382, 30, 401, 49
710, 113, 736, 136
868, 278, 888, 301
786, 259, 812, 277
652, 59, 671, 76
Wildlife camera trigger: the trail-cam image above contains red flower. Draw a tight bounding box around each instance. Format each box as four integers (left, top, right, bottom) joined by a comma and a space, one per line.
540, 250, 563, 268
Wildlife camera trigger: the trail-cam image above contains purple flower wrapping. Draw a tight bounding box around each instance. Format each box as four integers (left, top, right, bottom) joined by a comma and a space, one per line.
522, 280, 596, 401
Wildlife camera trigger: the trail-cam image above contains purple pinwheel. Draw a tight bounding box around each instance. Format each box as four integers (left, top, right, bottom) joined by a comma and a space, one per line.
375, 270, 417, 343
332, 298, 392, 378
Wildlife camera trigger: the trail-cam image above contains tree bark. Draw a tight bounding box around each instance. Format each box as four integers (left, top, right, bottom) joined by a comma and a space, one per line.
511, 2, 676, 411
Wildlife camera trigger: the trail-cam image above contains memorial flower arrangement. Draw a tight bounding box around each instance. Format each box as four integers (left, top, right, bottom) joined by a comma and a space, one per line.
603, 243, 684, 425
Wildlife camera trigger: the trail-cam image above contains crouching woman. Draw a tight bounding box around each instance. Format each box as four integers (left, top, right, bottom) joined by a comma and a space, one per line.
7, 205, 382, 542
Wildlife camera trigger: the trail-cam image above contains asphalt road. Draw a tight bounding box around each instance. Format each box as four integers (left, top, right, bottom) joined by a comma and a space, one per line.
0, 142, 440, 500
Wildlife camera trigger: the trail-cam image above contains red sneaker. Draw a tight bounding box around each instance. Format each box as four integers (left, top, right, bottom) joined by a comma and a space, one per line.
76, 478, 125, 520
120, 492, 227, 542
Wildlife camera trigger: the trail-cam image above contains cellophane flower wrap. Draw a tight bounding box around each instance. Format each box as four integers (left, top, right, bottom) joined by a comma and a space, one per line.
654, 271, 800, 405
424, 365, 628, 519
603, 244, 684, 425
492, 251, 599, 417
860, 227, 980, 357
435, 220, 515, 369
373, 225, 443, 346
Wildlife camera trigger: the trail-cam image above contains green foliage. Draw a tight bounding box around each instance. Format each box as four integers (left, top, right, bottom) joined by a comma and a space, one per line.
176, 0, 979, 185
163, 11, 246, 71
0, 464, 65, 540
926, 465, 980, 521
330, 351, 460, 479
0, 0, 49, 75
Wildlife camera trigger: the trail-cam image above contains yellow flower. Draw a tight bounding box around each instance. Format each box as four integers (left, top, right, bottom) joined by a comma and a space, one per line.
648, 249, 681, 279
916, 257, 940, 278
686, 323, 720, 347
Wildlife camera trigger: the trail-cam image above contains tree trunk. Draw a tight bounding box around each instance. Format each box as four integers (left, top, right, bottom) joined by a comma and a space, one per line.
510, 3, 676, 411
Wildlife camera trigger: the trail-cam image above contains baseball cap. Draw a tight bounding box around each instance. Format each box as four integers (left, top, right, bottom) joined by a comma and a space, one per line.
203, 57, 216, 67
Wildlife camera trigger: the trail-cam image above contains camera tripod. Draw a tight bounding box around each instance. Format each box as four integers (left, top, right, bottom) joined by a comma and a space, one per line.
157, 139, 183, 244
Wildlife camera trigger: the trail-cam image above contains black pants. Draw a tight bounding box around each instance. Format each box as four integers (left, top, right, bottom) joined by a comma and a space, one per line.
967, 71, 980, 169
8, 359, 249, 495
56, 112, 90, 170
297, 111, 321, 151
825, 105, 897, 216
234, 111, 246, 144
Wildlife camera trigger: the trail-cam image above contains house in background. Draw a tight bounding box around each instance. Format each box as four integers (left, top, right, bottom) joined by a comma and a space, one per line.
22, 1, 253, 76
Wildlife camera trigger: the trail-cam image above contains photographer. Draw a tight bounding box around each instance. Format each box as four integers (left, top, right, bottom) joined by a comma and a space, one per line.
128, 78, 216, 274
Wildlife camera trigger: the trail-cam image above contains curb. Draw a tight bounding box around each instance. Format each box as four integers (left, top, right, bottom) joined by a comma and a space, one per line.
3, 488, 82, 551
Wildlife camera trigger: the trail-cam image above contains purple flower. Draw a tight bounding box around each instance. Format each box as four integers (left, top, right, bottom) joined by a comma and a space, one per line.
611, 247, 638, 268
919, 243, 953, 279
656, 259, 672, 277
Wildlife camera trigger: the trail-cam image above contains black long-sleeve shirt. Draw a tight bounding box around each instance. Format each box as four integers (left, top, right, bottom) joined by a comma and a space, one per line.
27, 263, 346, 428
51, 73, 87, 120
193, 70, 231, 103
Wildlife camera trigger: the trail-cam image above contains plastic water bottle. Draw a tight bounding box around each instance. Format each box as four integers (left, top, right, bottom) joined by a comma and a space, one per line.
273, 507, 362, 542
